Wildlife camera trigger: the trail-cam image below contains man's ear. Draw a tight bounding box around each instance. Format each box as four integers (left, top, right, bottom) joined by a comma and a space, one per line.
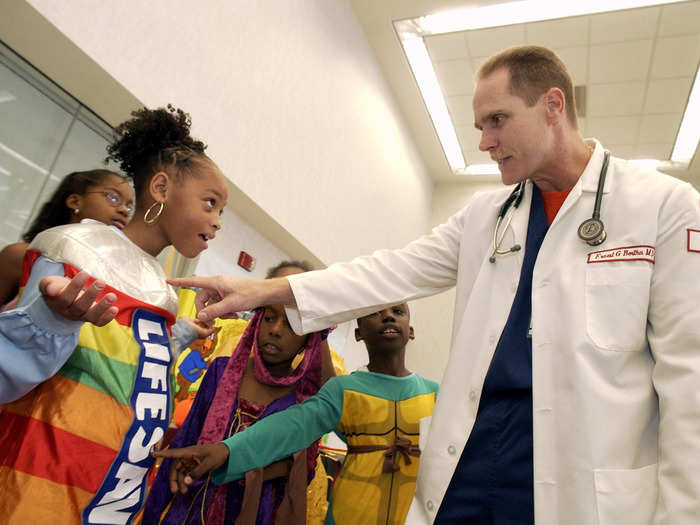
148, 171, 170, 203
408, 326, 415, 340
355, 327, 363, 342
65, 193, 82, 213
544, 87, 566, 123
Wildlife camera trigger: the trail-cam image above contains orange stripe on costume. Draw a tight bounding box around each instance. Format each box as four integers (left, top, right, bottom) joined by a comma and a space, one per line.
3, 374, 132, 451
0, 412, 116, 493
0, 468, 93, 525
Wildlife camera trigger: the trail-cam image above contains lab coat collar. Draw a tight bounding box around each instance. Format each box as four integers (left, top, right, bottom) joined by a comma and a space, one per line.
579, 138, 611, 194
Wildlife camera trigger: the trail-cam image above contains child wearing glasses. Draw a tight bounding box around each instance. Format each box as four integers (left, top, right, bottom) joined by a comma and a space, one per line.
0, 169, 135, 309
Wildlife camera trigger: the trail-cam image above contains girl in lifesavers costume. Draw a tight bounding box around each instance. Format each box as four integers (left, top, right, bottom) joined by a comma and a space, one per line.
155, 302, 438, 525
0, 105, 229, 524
143, 263, 338, 524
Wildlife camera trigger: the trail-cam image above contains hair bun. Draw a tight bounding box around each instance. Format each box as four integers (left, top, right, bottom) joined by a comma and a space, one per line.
106, 104, 207, 180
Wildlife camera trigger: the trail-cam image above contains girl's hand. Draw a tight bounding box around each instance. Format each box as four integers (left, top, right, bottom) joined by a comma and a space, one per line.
153, 443, 230, 494
167, 275, 294, 323
179, 315, 214, 339
39, 271, 118, 326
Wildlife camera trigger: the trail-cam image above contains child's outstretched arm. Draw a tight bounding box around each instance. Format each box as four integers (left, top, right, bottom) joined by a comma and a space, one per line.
154, 443, 230, 494
39, 272, 118, 326
157, 376, 345, 491
0, 258, 118, 403
216, 377, 344, 484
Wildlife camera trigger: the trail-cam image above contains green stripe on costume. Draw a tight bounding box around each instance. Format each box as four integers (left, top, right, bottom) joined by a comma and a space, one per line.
59, 345, 137, 406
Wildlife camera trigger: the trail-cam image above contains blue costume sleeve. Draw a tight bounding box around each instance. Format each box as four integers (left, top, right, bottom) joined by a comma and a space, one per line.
212, 376, 346, 484
171, 317, 199, 358
0, 257, 83, 403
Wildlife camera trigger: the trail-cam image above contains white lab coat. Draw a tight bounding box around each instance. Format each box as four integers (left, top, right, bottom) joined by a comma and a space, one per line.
285, 141, 700, 524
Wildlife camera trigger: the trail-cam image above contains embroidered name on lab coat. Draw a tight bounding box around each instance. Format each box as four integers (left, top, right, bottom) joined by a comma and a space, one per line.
687, 229, 700, 253
587, 245, 655, 264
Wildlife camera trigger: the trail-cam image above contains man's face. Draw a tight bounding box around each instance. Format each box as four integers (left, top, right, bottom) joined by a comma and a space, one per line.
473, 68, 551, 186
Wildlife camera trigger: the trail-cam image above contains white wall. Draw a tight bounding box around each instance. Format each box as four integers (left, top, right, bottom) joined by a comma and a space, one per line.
400, 179, 503, 381
195, 207, 290, 280
26, 0, 433, 265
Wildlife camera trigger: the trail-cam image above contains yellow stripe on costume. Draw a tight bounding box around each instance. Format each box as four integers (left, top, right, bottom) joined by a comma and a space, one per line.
77, 320, 141, 367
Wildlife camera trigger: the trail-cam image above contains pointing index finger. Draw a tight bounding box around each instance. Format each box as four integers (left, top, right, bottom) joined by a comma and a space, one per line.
167, 276, 217, 289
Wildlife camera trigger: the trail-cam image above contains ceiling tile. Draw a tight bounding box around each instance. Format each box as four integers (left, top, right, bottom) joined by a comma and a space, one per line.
587, 116, 640, 145
525, 16, 589, 48
590, 6, 660, 43
463, 149, 492, 165
638, 113, 681, 143
552, 46, 588, 85
456, 123, 482, 153
446, 95, 473, 126
589, 40, 653, 83
466, 25, 526, 58
425, 33, 469, 61
635, 143, 673, 159
644, 77, 693, 113
606, 144, 638, 158
470, 56, 488, 74
651, 35, 700, 79
586, 82, 645, 116
434, 59, 475, 96
659, 1, 700, 36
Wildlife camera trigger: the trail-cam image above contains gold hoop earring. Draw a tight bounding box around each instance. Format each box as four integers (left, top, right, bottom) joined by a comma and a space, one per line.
144, 202, 165, 224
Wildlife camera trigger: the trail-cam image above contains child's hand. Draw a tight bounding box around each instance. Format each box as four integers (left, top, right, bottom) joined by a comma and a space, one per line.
39, 271, 118, 326
153, 443, 230, 494
179, 315, 214, 339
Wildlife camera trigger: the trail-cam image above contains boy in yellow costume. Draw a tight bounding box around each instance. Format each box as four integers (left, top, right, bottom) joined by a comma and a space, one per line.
156, 303, 438, 524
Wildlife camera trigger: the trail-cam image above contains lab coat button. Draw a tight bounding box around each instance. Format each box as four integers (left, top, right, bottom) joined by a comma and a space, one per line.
447, 444, 457, 455
469, 390, 477, 401
511, 282, 517, 293
488, 334, 496, 345
427, 500, 435, 511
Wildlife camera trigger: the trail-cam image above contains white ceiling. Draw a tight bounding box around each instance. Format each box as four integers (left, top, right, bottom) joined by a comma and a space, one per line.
351, 0, 700, 187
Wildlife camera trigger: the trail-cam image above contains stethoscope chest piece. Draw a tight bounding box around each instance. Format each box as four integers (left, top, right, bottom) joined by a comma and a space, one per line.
577, 217, 607, 246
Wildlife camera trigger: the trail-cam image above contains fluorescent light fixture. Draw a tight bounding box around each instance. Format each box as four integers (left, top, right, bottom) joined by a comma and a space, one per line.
671, 65, 700, 164
411, 0, 688, 35
0, 91, 16, 104
395, 0, 693, 176
0, 142, 48, 175
401, 35, 465, 171
458, 163, 500, 176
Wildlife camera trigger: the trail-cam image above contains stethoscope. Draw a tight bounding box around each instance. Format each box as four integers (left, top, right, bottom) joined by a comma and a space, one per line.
489, 150, 610, 263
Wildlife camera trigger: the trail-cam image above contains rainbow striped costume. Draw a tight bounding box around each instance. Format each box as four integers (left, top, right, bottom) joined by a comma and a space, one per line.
0, 222, 177, 524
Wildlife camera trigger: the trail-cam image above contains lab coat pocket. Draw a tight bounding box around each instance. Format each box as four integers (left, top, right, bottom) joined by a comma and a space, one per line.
594, 463, 657, 525
585, 266, 650, 351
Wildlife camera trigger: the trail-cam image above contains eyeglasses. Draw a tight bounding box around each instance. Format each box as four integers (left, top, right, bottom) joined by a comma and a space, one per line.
84, 190, 135, 214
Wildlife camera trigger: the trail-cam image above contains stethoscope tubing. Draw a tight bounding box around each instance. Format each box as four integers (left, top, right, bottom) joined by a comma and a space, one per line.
490, 150, 610, 263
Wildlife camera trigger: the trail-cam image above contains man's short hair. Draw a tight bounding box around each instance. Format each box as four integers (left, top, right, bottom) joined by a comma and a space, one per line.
477, 45, 578, 127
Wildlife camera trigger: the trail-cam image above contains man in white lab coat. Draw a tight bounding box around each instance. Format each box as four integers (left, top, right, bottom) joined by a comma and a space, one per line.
172, 46, 700, 524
